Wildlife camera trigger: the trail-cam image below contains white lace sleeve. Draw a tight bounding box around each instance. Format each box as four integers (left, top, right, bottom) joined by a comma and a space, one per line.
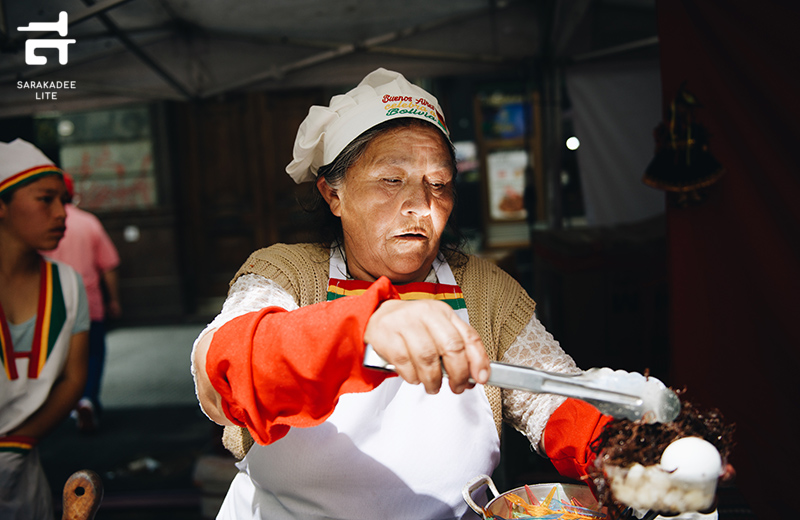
501, 312, 581, 454
190, 274, 299, 379
207, 274, 299, 329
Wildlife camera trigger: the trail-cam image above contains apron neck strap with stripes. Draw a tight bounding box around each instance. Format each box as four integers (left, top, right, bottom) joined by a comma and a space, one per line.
326, 245, 469, 324
0, 258, 67, 380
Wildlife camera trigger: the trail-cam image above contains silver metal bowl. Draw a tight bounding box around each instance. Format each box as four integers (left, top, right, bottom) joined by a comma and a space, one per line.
463, 474, 604, 519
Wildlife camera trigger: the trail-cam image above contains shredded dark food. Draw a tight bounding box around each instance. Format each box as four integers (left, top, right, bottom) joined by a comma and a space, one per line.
587, 390, 735, 519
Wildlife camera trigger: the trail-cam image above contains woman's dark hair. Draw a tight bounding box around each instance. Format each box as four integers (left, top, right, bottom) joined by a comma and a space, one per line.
300, 118, 466, 256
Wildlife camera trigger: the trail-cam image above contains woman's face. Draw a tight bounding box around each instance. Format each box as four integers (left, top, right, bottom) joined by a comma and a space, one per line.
0, 175, 68, 251
319, 124, 455, 283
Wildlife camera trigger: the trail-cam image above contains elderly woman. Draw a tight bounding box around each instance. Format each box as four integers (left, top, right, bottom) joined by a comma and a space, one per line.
192, 69, 612, 519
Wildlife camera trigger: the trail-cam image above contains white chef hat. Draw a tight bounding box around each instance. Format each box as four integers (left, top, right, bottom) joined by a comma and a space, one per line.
285, 68, 450, 183
0, 138, 63, 198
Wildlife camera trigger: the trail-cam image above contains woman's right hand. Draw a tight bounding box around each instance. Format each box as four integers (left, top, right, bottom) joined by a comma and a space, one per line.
364, 299, 490, 395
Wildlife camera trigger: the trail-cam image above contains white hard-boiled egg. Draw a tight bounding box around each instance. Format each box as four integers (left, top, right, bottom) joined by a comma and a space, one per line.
659, 436, 723, 483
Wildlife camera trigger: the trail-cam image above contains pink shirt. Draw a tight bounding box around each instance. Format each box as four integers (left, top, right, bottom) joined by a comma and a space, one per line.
45, 204, 120, 321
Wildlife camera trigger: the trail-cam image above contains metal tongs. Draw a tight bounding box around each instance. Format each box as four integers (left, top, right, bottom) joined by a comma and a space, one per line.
364, 345, 681, 423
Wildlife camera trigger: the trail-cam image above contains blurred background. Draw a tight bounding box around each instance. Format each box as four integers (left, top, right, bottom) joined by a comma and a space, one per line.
0, 0, 797, 518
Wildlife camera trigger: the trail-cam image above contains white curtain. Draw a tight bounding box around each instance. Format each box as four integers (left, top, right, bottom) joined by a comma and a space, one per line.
565, 58, 665, 226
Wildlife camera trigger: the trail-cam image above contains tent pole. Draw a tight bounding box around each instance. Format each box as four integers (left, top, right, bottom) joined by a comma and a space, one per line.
568, 36, 659, 64
540, 0, 564, 230
200, 4, 510, 98
79, 0, 195, 100
541, 59, 564, 230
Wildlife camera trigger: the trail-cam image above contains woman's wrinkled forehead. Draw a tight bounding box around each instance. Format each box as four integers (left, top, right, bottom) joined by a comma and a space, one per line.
344, 122, 456, 182
364, 128, 451, 167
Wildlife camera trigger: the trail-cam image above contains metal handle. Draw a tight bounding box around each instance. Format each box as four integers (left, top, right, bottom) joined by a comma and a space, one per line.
462, 474, 499, 517
363, 344, 396, 371
486, 361, 643, 405
363, 345, 680, 423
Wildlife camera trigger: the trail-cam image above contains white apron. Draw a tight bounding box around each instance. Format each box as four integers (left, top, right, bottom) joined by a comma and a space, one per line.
1, 259, 81, 520
218, 249, 500, 520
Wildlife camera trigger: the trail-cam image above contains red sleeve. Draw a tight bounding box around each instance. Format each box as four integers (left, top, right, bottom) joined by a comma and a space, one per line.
206, 276, 399, 446
544, 398, 613, 482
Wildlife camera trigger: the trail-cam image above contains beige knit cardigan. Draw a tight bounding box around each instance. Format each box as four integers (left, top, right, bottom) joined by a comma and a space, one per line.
220, 243, 536, 458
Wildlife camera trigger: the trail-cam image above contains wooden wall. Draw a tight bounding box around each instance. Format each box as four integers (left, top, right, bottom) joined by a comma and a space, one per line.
168, 89, 325, 316
100, 210, 185, 324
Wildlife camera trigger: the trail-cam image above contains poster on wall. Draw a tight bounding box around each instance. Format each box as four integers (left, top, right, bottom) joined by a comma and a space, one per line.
59, 139, 156, 211
53, 105, 157, 212
454, 140, 480, 183
487, 149, 528, 221
480, 98, 528, 140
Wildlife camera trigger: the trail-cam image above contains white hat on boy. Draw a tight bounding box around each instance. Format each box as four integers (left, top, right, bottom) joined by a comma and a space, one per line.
0, 138, 63, 197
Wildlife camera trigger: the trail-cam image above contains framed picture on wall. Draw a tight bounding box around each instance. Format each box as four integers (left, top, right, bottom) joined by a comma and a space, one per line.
480, 99, 528, 140
36, 104, 159, 212
486, 149, 528, 221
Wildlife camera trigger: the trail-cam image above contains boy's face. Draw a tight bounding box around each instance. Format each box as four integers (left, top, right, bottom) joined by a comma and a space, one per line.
0, 175, 68, 251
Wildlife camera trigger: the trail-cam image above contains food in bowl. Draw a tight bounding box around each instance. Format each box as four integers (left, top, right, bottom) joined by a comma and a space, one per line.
603, 437, 722, 512
484, 483, 606, 519
588, 394, 734, 518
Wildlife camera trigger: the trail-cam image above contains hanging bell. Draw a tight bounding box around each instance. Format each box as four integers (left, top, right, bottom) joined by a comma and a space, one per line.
643, 84, 724, 205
